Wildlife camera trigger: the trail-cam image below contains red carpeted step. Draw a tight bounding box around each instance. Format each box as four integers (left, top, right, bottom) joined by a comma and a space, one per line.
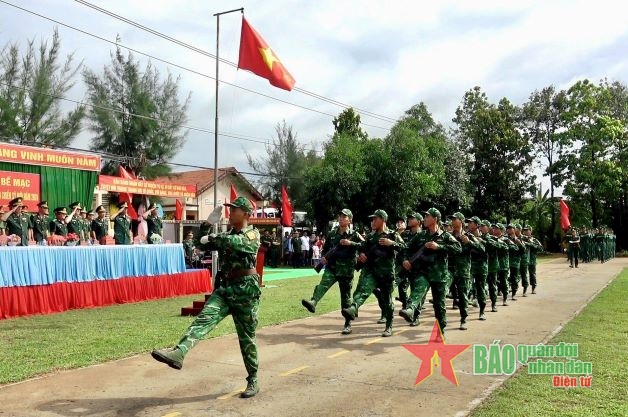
180, 306, 202, 316
193, 300, 206, 309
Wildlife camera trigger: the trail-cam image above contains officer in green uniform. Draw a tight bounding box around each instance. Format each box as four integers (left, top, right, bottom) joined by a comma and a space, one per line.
79, 208, 90, 242
151, 197, 262, 398
516, 224, 531, 296
341, 209, 406, 337
467, 216, 488, 320
482, 220, 504, 312
183, 231, 197, 267
568, 227, 580, 268
0, 205, 6, 235
398, 208, 461, 336
91, 205, 109, 244
506, 224, 524, 300
66, 202, 84, 241
1, 197, 31, 245
31, 201, 51, 244
112, 202, 132, 245
397, 212, 423, 320
143, 203, 163, 243
50, 207, 69, 236
523, 226, 543, 294
85, 210, 96, 243
302, 208, 363, 335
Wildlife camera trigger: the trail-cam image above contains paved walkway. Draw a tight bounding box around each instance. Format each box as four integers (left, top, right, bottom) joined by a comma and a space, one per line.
1, 258, 625, 417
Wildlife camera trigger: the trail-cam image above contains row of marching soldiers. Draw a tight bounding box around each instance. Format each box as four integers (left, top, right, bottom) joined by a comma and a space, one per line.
563, 226, 616, 266
0, 196, 163, 246
300, 207, 544, 339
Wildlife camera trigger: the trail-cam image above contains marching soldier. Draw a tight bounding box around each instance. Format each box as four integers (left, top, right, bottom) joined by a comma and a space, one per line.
568, 227, 580, 268
31, 201, 51, 245
467, 216, 488, 320
506, 224, 524, 300
516, 224, 531, 296
91, 205, 109, 244
397, 208, 461, 337
482, 220, 504, 312
396, 212, 423, 321
341, 209, 406, 337
0, 197, 31, 246
111, 202, 132, 245
493, 223, 515, 306
523, 226, 543, 294
151, 197, 262, 398
301, 209, 363, 335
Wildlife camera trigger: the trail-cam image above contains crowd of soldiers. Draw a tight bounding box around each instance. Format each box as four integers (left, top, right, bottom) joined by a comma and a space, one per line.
301, 207, 557, 339
0, 196, 164, 246
563, 226, 616, 267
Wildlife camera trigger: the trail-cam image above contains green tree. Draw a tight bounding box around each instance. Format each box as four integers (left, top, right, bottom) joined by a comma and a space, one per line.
83, 46, 190, 178
521, 86, 569, 250
453, 87, 534, 222
0, 29, 84, 146
562, 80, 624, 228
332, 107, 368, 140
246, 120, 318, 214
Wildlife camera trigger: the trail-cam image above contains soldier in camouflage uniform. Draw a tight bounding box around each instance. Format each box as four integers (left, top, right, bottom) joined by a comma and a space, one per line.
396, 212, 423, 322
523, 226, 543, 294
31, 201, 51, 244
398, 208, 461, 336
493, 223, 515, 306
506, 224, 524, 300
152, 197, 262, 398
515, 224, 531, 296
482, 221, 504, 312
1, 197, 31, 245
467, 216, 488, 320
0, 205, 6, 235
341, 209, 406, 337
302, 208, 363, 335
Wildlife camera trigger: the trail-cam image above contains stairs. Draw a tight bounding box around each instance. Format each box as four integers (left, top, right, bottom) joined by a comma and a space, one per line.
181, 293, 211, 316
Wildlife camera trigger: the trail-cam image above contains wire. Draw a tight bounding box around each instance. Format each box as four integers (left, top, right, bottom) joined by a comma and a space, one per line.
0, 0, 394, 132
72, 0, 398, 124
0, 80, 324, 153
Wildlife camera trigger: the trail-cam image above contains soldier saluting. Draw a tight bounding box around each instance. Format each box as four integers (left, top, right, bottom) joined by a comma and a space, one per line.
0, 197, 31, 246
151, 197, 262, 398
31, 201, 51, 245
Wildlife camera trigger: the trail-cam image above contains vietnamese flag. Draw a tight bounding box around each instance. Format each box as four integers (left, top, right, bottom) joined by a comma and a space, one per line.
118, 165, 138, 220
560, 199, 571, 231
174, 199, 183, 221
225, 183, 238, 218
281, 185, 293, 226
238, 16, 295, 91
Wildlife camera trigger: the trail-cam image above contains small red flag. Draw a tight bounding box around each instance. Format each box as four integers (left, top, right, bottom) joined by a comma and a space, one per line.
560, 199, 571, 231
281, 185, 293, 226
225, 183, 238, 218
118, 166, 138, 220
174, 199, 183, 221
238, 16, 295, 91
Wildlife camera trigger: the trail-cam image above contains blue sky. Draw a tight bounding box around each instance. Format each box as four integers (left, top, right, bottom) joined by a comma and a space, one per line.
1, 0, 627, 191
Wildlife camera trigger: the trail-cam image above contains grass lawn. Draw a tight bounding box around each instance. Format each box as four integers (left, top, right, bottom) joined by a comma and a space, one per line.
0, 273, 358, 385
471, 268, 628, 417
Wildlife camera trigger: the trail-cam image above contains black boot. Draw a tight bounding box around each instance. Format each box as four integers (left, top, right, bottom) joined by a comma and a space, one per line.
241, 376, 259, 398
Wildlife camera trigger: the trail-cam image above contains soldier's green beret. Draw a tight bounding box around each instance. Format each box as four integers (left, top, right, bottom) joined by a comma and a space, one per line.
407, 212, 423, 221
447, 211, 465, 221
340, 208, 353, 219
9, 197, 24, 207
468, 216, 481, 224
368, 209, 388, 221
422, 207, 441, 219
225, 196, 253, 213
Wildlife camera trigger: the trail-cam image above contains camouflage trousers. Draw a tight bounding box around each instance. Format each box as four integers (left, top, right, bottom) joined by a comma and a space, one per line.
509, 265, 520, 296
451, 272, 470, 322
395, 270, 410, 309
520, 262, 529, 293
528, 263, 537, 289
487, 271, 499, 306
498, 269, 509, 302
177, 275, 260, 378
310, 269, 353, 310
351, 270, 394, 325
471, 266, 488, 309
406, 274, 448, 333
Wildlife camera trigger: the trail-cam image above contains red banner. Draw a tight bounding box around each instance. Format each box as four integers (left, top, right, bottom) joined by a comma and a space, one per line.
0, 143, 101, 171
0, 170, 41, 208
98, 175, 196, 198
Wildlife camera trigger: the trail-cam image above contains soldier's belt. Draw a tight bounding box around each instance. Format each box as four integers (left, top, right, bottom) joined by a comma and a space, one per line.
226, 268, 258, 281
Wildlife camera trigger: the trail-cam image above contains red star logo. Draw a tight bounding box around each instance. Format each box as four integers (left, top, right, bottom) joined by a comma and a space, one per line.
402, 321, 471, 386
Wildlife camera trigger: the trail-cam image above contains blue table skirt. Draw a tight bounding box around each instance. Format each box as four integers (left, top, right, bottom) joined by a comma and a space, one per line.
0, 244, 186, 287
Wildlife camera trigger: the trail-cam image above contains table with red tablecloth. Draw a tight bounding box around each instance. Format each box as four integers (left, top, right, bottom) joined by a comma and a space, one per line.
0, 244, 211, 319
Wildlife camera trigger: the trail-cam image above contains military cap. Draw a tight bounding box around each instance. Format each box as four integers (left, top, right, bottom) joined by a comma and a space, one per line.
8, 197, 24, 207
340, 208, 353, 219
36, 201, 48, 208
522, 225, 531, 231
96, 205, 106, 213
495, 223, 505, 229
422, 207, 442, 219
87, 210, 96, 216
117, 201, 128, 210
69, 201, 82, 210
468, 215, 481, 224
368, 209, 388, 221
447, 211, 465, 221
225, 196, 253, 213
514, 223, 522, 229
148, 202, 157, 211
80, 207, 87, 213
480, 220, 492, 227
407, 212, 423, 221
54, 207, 68, 215
506, 223, 515, 229
443, 219, 452, 226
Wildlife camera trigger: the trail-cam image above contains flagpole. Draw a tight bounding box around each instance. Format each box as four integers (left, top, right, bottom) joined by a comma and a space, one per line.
212, 7, 243, 286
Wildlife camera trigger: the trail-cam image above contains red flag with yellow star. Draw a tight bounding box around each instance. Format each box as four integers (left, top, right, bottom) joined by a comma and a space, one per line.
238, 16, 295, 91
